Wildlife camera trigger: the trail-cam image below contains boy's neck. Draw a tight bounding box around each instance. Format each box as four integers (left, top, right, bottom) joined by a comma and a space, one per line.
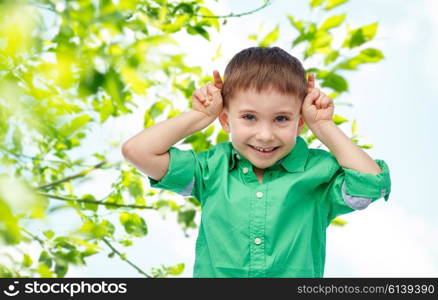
253, 167, 264, 184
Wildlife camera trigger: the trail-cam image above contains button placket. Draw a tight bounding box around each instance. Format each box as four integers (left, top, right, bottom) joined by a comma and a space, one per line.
249, 186, 267, 277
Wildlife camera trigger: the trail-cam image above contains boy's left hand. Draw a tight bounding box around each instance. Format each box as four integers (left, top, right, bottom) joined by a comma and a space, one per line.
302, 73, 334, 129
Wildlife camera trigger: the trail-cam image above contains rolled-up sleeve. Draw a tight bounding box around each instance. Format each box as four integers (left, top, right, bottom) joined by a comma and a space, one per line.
324, 159, 391, 222
342, 160, 391, 201
148, 147, 197, 196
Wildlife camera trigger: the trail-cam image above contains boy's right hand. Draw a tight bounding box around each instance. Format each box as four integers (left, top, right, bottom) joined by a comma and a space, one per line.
192, 70, 223, 119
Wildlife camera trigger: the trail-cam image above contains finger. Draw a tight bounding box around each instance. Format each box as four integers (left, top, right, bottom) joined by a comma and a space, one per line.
196, 91, 210, 106
200, 86, 208, 100
315, 98, 321, 109
207, 82, 220, 98
303, 88, 319, 108
194, 90, 205, 103
194, 95, 206, 107
315, 93, 326, 109
213, 70, 223, 89
307, 73, 315, 89
323, 96, 332, 108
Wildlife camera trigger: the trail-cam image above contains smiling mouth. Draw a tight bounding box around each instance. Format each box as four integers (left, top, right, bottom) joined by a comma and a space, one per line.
249, 145, 280, 154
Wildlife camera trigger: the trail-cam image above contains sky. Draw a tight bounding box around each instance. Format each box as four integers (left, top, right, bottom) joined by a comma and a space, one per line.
52, 0, 438, 277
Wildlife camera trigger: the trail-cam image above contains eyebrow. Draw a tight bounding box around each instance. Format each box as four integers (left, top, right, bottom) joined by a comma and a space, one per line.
238, 109, 296, 116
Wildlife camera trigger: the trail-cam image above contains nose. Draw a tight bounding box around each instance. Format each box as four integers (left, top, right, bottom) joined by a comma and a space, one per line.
255, 123, 274, 142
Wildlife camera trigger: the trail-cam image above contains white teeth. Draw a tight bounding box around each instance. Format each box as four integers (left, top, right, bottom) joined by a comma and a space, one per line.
253, 146, 275, 152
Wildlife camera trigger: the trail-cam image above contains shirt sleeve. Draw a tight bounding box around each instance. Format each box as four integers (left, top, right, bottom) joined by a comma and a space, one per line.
323, 159, 391, 223
147, 147, 199, 197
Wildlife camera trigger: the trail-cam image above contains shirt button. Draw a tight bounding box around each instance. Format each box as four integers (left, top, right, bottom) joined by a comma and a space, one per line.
254, 238, 262, 245
256, 192, 263, 198
242, 167, 249, 174
236, 154, 241, 160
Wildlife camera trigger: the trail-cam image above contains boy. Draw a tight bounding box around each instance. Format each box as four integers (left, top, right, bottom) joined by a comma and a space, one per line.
121, 46, 391, 278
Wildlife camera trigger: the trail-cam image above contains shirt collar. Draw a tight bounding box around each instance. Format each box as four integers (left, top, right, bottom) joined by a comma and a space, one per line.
229, 136, 309, 173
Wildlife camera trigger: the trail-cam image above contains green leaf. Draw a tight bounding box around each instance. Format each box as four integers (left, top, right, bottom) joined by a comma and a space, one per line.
79, 69, 105, 96
119, 238, 133, 247
12, 127, 23, 152
320, 14, 346, 31
332, 115, 348, 125
359, 48, 384, 62
259, 26, 279, 48
186, 25, 210, 41
216, 129, 229, 144
37, 263, 54, 278
310, 0, 324, 8
119, 212, 148, 237
168, 263, 185, 276
0, 197, 21, 244
105, 193, 124, 210
287, 15, 304, 32
351, 119, 357, 135
167, 108, 181, 119
160, 15, 190, 33
80, 194, 98, 212
153, 199, 180, 212
38, 251, 53, 268
78, 219, 114, 239
122, 171, 144, 198
128, 180, 144, 198
54, 262, 68, 277
177, 209, 196, 229
103, 68, 126, 106
204, 125, 214, 138
97, 98, 115, 123
187, 197, 200, 207
199, 7, 220, 31
60, 115, 92, 136
324, 50, 339, 65
320, 72, 348, 93
23, 254, 33, 268
342, 23, 378, 49
331, 217, 347, 226
325, 0, 348, 10
150, 100, 171, 120
44, 230, 55, 240
309, 31, 333, 55
335, 48, 384, 70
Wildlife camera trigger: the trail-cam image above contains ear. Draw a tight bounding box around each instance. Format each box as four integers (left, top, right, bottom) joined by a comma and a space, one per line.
296, 116, 305, 135
219, 109, 230, 133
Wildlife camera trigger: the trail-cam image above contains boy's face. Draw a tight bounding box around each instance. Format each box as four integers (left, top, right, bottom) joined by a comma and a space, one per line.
219, 87, 304, 171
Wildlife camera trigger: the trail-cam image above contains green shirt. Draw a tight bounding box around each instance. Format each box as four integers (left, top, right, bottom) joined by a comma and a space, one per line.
149, 136, 391, 278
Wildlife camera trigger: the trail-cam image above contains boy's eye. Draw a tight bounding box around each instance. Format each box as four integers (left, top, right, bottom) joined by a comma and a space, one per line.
242, 114, 255, 121
275, 116, 289, 122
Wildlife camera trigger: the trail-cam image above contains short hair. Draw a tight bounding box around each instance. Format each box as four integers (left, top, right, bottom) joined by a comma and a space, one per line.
222, 46, 307, 107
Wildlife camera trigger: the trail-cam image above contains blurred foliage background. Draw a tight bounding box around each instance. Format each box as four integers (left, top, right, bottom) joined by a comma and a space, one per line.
0, 0, 383, 277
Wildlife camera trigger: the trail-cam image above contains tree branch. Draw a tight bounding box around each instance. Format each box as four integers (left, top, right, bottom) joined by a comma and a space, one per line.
0, 146, 106, 168
36, 161, 107, 190
101, 237, 151, 278
28, 1, 57, 13
38, 193, 155, 210
194, 0, 273, 19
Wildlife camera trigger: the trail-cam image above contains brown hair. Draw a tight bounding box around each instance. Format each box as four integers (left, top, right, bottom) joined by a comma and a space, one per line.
221, 46, 307, 107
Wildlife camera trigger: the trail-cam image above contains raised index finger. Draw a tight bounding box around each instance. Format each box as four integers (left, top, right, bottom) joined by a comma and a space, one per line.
307, 73, 315, 89
213, 70, 223, 90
